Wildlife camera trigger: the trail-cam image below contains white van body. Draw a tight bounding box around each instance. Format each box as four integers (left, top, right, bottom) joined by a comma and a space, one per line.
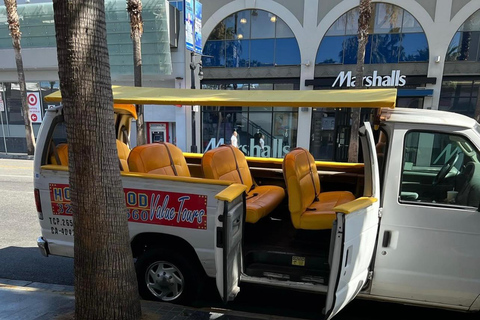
34, 88, 480, 318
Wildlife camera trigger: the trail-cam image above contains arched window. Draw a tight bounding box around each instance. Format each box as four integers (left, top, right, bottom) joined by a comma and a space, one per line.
446, 10, 480, 61
316, 3, 428, 65
202, 9, 301, 67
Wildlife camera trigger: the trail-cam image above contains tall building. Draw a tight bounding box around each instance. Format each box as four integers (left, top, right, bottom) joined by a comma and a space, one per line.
2, 1, 480, 162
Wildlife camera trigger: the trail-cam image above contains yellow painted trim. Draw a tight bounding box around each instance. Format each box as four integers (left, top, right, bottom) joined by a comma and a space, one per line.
41, 165, 68, 172
215, 184, 248, 202
333, 197, 378, 214
45, 86, 397, 108
41, 165, 232, 186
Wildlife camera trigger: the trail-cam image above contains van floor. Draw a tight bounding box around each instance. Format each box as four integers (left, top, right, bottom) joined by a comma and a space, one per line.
242, 202, 332, 283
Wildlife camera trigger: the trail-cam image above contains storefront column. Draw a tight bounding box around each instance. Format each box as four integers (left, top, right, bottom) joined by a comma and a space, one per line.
423, 1, 452, 110
296, 0, 318, 151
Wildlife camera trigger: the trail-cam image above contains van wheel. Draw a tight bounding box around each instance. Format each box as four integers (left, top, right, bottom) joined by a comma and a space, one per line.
135, 248, 198, 304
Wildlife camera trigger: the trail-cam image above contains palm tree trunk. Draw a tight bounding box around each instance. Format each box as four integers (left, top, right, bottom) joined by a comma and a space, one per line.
348, 0, 371, 163
127, 0, 146, 145
4, 0, 36, 156
52, 0, 142, 318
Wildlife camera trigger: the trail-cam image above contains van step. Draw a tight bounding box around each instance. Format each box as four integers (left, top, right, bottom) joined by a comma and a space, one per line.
245, 263, 328, 284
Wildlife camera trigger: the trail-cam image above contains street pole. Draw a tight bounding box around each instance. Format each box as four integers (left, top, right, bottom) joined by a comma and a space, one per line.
190, 51, 198, 153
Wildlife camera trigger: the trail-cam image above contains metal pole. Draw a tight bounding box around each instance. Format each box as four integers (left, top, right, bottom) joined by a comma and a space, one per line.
190, 51, 198, 153
1, 111, 7, 154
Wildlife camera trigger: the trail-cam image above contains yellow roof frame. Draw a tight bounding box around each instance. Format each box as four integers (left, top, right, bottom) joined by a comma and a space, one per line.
45, 85, 397, 109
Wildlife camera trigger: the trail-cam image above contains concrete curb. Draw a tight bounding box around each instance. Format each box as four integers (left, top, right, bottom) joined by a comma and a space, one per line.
0, 153, 33, 160
0, 279, 303, 320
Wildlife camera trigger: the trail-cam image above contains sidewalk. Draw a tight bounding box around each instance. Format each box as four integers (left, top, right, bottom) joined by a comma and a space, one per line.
0, 279, 296, 320
0, 152, 32, 160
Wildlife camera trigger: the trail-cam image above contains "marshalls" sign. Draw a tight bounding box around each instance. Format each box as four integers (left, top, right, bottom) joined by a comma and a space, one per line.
332, 70, 406, 88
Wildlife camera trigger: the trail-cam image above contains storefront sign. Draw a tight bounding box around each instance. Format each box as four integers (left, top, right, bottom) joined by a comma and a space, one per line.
332, 70, 406, 88
204, 138, 290, 158
27, 92, 42, 123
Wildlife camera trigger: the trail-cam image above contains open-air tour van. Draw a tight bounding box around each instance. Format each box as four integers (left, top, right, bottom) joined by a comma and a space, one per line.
34, 86, 480, 319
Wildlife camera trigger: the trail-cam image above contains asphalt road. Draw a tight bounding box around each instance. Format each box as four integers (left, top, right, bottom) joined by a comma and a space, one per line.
0, 158, 74, 286
0, 157, 478, 320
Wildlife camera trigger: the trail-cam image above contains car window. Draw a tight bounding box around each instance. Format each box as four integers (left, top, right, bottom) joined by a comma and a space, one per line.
400, 131, 480, 208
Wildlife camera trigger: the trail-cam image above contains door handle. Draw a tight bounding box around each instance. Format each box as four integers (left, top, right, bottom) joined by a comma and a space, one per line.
382, 230, 391, 247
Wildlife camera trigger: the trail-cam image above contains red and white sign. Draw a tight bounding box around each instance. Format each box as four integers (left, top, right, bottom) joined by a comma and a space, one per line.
27, 92, 42, 123
49, 184, 208, 230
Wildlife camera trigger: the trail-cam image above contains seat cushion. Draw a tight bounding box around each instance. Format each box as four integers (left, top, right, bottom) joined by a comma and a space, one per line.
246, 185, 285, 223
203, 146, 285, 223
128, 143, 190, 176
298, 191, 355, 230
116, 140, 130, 172
202, 146, 254, 190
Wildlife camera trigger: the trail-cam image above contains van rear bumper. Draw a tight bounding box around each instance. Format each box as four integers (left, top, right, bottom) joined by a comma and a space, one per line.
37, 237, 50, 257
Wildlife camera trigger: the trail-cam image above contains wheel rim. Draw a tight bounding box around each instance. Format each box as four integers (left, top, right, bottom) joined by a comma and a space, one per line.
145, 260, 184, 301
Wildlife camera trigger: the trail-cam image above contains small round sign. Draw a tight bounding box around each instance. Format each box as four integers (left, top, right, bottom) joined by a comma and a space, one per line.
27, 93, 38, 106
31, 113, 37, 122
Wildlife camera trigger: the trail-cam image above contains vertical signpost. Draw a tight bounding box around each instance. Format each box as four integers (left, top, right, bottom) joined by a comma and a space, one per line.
27, 92, 42, 123
185, 0, 202, 153
0, 94, 7, 154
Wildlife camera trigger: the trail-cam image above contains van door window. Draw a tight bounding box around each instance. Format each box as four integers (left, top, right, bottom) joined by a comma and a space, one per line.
400, 131, 480, 207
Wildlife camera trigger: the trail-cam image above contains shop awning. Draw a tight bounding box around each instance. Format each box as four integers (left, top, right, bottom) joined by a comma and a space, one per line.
44, 86, 397, 109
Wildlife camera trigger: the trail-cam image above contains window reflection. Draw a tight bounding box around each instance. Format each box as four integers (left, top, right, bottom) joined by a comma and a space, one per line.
446, 10, 480, 62
201, 82, 298, 158
317, 3, 428, 65
203, 9, 300, 67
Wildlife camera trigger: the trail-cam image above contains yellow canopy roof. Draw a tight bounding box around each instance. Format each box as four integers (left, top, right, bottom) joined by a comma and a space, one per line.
44, 85, 397, 108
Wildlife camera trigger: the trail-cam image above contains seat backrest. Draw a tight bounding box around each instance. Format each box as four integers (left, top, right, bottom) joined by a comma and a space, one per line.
283, 148, 321, 224
128, 142, 190, 177
51, 140, 131, 172
116, 139, 131, 172
202, 145, 253, 190
50, 143, 69, 166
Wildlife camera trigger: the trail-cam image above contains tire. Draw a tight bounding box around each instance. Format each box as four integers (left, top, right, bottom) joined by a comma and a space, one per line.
135, 248, 199, 305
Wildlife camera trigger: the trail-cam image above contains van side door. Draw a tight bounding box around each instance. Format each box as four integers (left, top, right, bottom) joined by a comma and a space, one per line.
371, 126, 480, 309
324, 122, 381, 319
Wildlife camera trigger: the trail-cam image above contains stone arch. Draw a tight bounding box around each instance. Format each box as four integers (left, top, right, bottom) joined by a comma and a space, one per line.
310, 0, 434, 65
202, 0, 305, 61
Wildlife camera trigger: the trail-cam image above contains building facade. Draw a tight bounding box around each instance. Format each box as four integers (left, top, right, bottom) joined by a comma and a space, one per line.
200, 0, 480, 161
1, 0, 480, 161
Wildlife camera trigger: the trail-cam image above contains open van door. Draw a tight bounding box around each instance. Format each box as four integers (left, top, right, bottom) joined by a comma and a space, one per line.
215, 192, 245, 303
324, 122, 381, 319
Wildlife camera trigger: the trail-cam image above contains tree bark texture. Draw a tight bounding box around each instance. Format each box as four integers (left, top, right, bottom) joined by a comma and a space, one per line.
4, 0, 36, 155
348, 0, 371, 163
127, 0, 146, 145
52, 0, 142, 318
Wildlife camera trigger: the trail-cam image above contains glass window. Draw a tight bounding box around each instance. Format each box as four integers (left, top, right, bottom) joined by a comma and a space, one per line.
202, 41, 225, 67
204, 9, 299, 68
276, 18, 294, 38
440, 80, 480, 118
225, 11, 250, 40
399, 33, 429, 62
374, 3, 403, 33
402, 11, 423, 33
370, 34, 401, 63
275, 38, 300, 65
317, 3, 427, 65
226, 40, 249, 67
251, 10, 275, 39
316, 36, 345, 64
400, 131, 480, 208
345, 9, 360, 35
250, 39, 274, 66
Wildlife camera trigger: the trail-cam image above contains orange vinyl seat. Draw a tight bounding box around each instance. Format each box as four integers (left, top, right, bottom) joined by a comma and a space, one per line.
128, 142, 190, 177
50, 140, 131, 172
202, 145, 285, 224
283, 148, 355, 230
